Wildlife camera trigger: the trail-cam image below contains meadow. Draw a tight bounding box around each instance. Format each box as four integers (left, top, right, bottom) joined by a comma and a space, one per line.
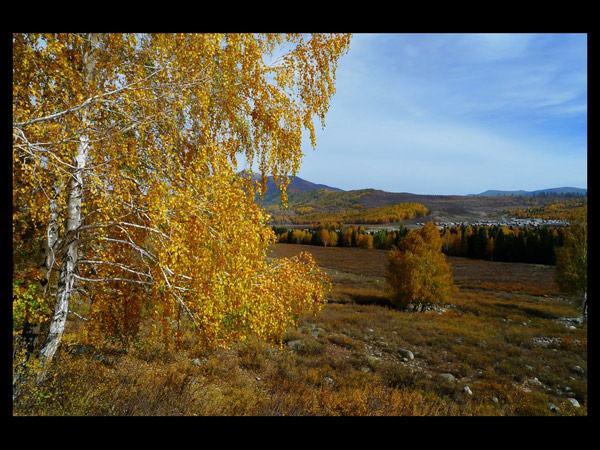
14, 243, 586, 416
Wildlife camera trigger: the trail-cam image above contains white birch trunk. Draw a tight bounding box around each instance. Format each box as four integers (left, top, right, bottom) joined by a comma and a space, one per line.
37, 34, 98, 374
22, 184, 62, 352
39, 182, 63, 291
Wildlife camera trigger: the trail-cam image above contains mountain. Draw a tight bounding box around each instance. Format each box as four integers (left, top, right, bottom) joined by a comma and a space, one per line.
475, 187, 587, 197
278, 176, 344, 195
241, 173, 344, 205
256, 177, 587, 225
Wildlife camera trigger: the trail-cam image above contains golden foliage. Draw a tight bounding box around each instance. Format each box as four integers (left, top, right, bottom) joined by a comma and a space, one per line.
555, 204, 587, 297
386, 222, 453, 307
275, 202, 428, 225
13, 33, 349, 354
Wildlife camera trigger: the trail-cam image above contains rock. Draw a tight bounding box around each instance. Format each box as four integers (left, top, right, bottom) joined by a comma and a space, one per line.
570, 365, 585, 375
286, 339, 303, 349
464, 386, 473, 396
548, 403, 560, 413
192, 358, 202, 366
533, 336, 562, 347
323, 376, 334, 387
567, 398, 581, 408
491, 396, 499, 404
398, 348, 414, 360
526, 377, 543, 387
255, 376, 261, 381
439, 373, 456, 383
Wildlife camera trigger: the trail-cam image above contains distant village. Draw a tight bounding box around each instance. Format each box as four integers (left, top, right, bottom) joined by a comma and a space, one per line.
417, 218, 570, 229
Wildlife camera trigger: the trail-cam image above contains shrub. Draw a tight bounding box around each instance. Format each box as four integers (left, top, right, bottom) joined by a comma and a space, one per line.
386, 222, 453, 308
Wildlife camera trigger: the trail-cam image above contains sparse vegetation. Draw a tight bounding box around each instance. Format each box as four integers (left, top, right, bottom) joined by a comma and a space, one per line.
13, 242, 587, 416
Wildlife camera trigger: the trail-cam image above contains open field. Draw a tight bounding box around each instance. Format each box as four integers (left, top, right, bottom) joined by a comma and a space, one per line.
15, 243, 586, 416
266, 244, 587, 415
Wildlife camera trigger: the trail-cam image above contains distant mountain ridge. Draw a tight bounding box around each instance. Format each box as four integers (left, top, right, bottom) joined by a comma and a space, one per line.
243, 175, 587, 224
239, 172, 343, 205
474, 187, 587, 197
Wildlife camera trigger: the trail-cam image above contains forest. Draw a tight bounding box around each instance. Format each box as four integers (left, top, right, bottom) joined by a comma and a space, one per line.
506, 198, 587, 221
269, 201, 429, 225
273, 222, 567, 266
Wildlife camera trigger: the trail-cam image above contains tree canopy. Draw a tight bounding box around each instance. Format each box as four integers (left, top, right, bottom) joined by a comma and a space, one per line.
386, 222, 453, 309
554, 205, 587, 320
13, 33, 351, 373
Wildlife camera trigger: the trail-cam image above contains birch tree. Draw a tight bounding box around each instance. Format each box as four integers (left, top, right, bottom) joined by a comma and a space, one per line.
386, 222, 453, 310
13, 33, 351, 381
555, 205, 587, 322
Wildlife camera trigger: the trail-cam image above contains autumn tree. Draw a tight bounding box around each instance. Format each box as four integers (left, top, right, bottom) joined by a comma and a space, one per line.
386, 221, 453, 310
555, 206, 588, 322
13, 33, 351, 384
317, 227, 331, 247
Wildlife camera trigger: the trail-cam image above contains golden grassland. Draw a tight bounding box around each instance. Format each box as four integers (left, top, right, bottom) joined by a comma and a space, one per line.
14, 243, 587, 416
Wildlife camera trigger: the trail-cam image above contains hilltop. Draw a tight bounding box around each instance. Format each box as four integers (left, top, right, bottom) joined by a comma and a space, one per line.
474, 187, 587, 197
253, 176, 586, 226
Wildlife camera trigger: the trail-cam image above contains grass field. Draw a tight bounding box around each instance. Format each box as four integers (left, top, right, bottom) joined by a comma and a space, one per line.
14, 243, 587, 416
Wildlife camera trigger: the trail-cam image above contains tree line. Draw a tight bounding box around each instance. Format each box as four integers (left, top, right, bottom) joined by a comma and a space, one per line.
274, 223, 567, 265
273, 223, 410, 250
270, 202, 428, 225
440, 225, 565, 265
507, 199, 587, 222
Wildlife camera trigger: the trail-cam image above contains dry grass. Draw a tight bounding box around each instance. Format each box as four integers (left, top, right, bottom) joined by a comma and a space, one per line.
14, 243, 587, 416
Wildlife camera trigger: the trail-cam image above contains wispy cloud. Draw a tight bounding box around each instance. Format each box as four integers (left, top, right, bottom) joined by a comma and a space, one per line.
296, 33, 587, 194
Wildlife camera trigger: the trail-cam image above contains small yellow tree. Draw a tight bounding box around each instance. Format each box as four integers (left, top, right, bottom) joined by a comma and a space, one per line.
386, 222, 453, 310
555, 205, 587, 322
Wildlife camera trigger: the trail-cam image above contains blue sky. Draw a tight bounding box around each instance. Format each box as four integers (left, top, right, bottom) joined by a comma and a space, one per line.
293, 33, 587, 195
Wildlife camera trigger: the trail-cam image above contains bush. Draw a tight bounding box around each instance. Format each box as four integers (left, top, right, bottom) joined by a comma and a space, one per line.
386, 222, 453, 308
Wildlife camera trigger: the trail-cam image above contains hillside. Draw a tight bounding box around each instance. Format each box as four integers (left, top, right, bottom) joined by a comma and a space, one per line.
242, 173, 343, 206
261, 181, 586, 225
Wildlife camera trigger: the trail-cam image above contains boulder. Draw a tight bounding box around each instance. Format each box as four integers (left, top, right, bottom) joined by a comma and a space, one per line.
439, 373, 456, 383
570, 365, 585, 375
548, 403, 560, 413
398, 348, 414, 360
